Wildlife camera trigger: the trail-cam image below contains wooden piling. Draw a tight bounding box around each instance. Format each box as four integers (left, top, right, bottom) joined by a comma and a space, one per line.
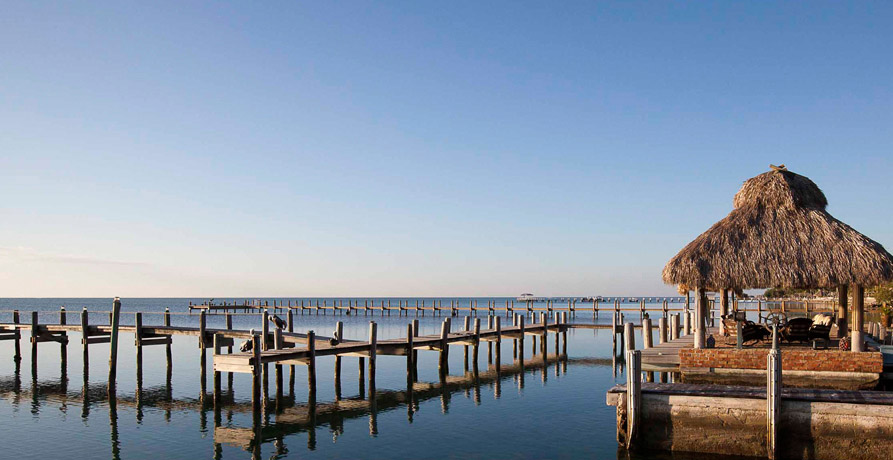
13, 310, 21, 362
767, 348, 781, 459
367, 322, 377, 397
80, 308, 88, 358
658, 317, 667, 344
262, 310, 269, 351
406, 323, 414, 379
251, 334, 261, 411
624, 322, 635, 353
306, 330, 316, 395
642, 318, 653, 349
108, 297, 121, 390
626, 349, 641, 449
213, 334, 222, 403
199, 310, 207, 349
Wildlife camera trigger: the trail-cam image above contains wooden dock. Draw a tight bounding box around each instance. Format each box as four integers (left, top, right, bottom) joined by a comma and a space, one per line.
0, 299, 574, 413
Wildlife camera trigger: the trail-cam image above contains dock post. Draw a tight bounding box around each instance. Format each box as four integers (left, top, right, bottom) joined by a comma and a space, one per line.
624, 322, 635, 353
767, 348, 781, 459
135, 312, 143, 395
406, 323, 414, 380
287, 309, 294, 333
642, 318, 652, 349
694, 288, 706, 349
670, 314, 679, 340
658, 317, 667, 344
561, 313, 568, 356
108, 297, 121, 392
199, 310, 206, 349
165, 308, 173, 377
494, 316, 502, 372
80, 308, 88, 361
251, 334, 261, 412
625, 349, 641, 449
213, 334, 222, 404
30, 311, 38, 364
13, 310, 21, 362
439, 318, 450, 378
262, 310, 269, 351
306, 330, 316, 397
367, 322, 377, 397
199, 310, 207, 398
852, 284, 865, 352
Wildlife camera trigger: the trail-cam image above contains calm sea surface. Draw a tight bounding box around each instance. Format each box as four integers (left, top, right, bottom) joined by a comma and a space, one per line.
0, 298, 757, 460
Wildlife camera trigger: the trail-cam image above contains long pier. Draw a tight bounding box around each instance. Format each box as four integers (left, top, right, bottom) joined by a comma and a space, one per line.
187, 298, 842, 321
0, 298, 574, 413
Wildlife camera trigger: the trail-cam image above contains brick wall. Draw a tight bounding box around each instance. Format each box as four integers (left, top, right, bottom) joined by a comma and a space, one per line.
679, 348, 883, 373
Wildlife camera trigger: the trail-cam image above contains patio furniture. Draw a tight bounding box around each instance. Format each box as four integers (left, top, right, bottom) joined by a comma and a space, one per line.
721, 316, 769, 346
782, 318, 813, 343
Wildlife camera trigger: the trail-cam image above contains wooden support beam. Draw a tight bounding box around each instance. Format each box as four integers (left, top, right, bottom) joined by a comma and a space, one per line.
306, 330, 316, 395
108, 297, 122, 391
13, 310, 21, 362
767, 348, 781, 459
368, 322, 377, 397
837, 285, 849, 338
251, 334, 261, 411
642, 318, 652, 349
852, 284, 865, 352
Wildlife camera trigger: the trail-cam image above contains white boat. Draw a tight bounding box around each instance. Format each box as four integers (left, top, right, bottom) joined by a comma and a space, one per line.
517, 293, 536, 301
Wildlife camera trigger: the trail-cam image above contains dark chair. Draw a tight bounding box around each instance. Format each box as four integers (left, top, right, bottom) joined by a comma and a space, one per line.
741, 322, 770, 345
783, 318, 812, 343
808, 323, 832, 342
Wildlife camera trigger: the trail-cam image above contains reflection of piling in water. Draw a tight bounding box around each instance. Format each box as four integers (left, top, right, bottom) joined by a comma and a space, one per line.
3, 301, 578, 454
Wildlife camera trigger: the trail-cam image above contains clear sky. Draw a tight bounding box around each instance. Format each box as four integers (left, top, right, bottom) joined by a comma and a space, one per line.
1, 2, 891, 297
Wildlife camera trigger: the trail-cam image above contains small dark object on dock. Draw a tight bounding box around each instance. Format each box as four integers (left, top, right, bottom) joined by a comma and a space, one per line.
239, 339, 253, 353
269, 315, 286, 329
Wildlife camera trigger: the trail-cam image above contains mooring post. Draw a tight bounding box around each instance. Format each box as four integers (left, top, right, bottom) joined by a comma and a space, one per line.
694, 288, 706, 349
406, 323, 414, 379
251, 334, 261, 412
13, 310, 21, 362
626, 349, 641, 449
135, 311, 143, 367
30, 311, 38, 361
767, 348, 781, 460
493, 316, 502, 371
624, 322, 635, 353
672, 313, 680, 340
262, 310, 270, 351
367, 322, 377, 397
440, 318, 450, 356
642, 317, 653, 349
80, 308, 88, 359
199, 310, 206, 349
213, 334, 222, 404
658, 317, 667, 344
108, 297, 122, 391
561, 312, 568, 356
306, 330, 316, 396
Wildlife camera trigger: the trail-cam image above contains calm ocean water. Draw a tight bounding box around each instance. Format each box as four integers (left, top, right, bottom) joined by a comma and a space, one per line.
0, 298, 751, 460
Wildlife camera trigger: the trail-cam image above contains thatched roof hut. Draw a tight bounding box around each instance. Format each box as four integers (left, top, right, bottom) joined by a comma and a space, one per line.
663, 165, 893, 290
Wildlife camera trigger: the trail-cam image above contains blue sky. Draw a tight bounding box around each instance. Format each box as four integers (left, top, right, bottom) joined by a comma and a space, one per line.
1, 2, 891, 297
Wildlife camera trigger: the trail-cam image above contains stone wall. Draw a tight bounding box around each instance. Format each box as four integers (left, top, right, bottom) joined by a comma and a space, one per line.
679, 348, 883, 373
616, 394, 893, 460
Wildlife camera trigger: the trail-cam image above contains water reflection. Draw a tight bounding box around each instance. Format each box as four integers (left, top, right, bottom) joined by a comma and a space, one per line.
0, 337, 620, 459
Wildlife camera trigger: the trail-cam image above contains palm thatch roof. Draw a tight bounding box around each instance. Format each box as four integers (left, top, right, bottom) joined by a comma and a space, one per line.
663, 165, 893, 290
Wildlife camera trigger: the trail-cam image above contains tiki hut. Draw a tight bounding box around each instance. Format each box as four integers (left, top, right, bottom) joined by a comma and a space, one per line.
663, 165, 893, 351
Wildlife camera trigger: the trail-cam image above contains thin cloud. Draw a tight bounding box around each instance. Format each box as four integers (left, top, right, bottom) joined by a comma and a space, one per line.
0, 246, 149, 267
